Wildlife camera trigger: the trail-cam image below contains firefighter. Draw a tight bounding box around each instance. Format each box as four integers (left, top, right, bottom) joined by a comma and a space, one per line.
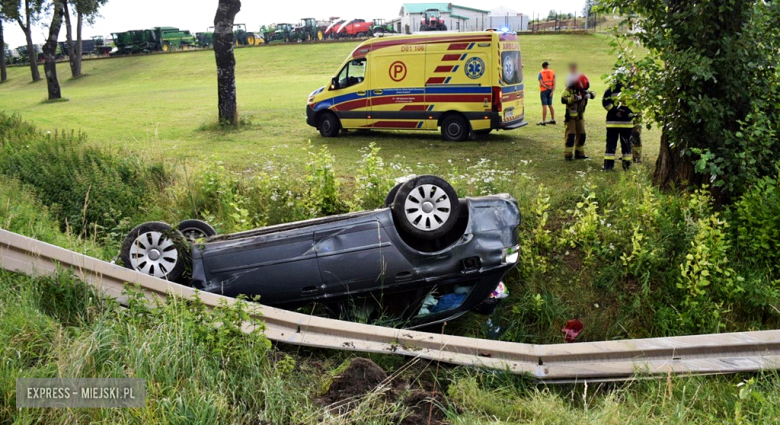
602, 81, 634, 170
561, 72, 596, 161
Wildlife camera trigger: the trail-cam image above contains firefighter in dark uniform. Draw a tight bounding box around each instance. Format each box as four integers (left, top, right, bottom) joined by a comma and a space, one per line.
602, 82, 634, 170
561, 73, 596, 161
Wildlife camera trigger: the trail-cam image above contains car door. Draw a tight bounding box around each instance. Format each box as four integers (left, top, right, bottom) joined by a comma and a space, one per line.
314, 221, 420, 297
199, 230, 321, 305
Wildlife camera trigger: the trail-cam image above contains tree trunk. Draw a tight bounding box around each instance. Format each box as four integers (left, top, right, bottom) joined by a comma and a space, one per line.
17, 17, 41, 82
74, 11, 83, 76
42, 1, 65, 100
652, 131, 708, 191
63, 1, 80, 78
214, 0, 241, 125
0, 20, 7, 83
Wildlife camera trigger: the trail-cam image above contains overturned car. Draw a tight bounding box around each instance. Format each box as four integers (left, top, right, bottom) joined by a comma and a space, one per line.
120, 176, 520, 328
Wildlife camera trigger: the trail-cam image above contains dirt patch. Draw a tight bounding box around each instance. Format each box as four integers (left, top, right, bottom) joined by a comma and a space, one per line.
321, 358, 389, 406
562, 247, 584, 271
318, 358, 458, 423
398, 390, 454, 425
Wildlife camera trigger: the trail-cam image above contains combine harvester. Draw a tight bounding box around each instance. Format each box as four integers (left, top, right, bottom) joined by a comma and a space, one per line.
1, 227, 779, 383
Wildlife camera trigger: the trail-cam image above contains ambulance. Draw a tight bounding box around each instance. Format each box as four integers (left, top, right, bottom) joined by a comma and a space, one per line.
306, 31, 527, 141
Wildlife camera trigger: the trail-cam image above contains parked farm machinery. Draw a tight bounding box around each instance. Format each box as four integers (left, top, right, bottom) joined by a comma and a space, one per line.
110, 27, 196, 55
333, 19, 373, 38
420, 9, 447, 31
58, 36, 113, 58
370, 19, 396, 35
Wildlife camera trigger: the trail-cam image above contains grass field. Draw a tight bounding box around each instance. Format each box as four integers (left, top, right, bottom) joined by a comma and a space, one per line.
0, 34, 659, 194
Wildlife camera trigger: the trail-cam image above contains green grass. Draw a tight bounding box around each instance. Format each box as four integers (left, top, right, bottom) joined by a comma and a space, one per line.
0, 34, 660, 197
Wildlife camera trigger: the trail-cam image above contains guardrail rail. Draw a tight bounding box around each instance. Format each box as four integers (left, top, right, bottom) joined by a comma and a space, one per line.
1, 228, 778, 383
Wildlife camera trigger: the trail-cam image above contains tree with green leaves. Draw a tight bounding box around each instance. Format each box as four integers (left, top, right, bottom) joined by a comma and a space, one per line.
599, 0, 780, 203
41, 0, 63, 99
1, 0, 44, 81
63, 0, 107, 78
214, 0, 240, 125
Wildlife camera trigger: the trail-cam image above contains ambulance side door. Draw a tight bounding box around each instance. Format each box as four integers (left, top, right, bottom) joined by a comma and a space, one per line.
424, 42, 493, 131
370, 46, 426, 129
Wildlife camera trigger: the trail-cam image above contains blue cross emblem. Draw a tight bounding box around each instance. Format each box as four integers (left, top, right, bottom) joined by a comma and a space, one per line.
464, 57, 485, 79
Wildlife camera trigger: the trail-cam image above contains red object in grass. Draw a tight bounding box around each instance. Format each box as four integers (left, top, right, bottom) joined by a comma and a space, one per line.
562, 319, 583, 343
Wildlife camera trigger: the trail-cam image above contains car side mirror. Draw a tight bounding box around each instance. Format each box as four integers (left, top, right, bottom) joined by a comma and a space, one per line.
330, 77, 338, 90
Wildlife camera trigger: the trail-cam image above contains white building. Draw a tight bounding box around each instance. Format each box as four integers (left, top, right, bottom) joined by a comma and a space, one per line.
398, 3, 490, 34
489, 6, 528, 32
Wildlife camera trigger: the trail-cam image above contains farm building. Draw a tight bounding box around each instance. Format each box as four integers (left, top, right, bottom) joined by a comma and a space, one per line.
398, 3, 490, 33
489, 6, 529, 32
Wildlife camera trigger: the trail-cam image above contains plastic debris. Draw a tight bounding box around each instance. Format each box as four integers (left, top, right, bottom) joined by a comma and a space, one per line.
417, 294, 438, 316
562, 319, 583, 343
490, 282, 509, 299
430, 293, 467, 313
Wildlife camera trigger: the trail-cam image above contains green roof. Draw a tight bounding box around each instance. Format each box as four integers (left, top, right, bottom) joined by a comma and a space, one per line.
402, 3, 489, 14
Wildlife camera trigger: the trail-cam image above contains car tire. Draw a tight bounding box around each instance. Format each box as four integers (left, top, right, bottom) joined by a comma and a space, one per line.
177, 219, 217, 242
384, 182, 404, 207
120, 222, 186, 281
318, 112, 341, 137
392, 175, 460, 240
441, 114, 470, 142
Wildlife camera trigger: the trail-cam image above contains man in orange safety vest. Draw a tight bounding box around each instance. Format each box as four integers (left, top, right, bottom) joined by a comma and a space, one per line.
538, 62, 556, 126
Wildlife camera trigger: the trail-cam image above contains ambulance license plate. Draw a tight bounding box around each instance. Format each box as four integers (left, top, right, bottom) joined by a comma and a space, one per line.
504, 110, 514, 120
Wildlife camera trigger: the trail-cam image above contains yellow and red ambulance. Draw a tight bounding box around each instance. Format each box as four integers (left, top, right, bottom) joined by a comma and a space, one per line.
306, 31, 527, 141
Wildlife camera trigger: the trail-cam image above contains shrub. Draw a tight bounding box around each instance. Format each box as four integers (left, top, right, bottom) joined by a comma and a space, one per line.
0, 113, 168, 238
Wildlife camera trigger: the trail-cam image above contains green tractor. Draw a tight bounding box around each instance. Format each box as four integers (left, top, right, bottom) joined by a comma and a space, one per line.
370, 19, 396, 35
195, 32, 214, 48
265, 23, 295, 43
205, 24, 259, 47
233, 24, 259, 46
294, 18, 324, 41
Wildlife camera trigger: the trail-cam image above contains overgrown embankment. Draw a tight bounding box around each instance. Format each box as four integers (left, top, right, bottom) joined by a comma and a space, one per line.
2, 113, 780, 423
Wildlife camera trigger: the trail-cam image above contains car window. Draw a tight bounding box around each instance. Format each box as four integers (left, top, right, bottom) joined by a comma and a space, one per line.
336, 58, 367, 89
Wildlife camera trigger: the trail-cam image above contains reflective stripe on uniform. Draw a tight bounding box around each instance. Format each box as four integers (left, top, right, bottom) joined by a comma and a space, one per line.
606, 121, 634, 128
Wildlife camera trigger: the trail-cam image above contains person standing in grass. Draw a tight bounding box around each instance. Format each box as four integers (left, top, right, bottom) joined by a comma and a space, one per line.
561, 71, 595, 161
538, 62, 556, 126
602, 80, 634, 171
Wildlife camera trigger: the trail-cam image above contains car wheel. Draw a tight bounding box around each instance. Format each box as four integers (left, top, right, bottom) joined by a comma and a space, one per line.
392, 175, 460, 240
318, 112, 341, 137
384, 182, 403, 207
441, 114, 469, 142
177, 219, 217, 242
120, 222, 186, 281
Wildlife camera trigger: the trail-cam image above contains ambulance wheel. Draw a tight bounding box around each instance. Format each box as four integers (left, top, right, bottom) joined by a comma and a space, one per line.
318, 112, 341, 137
441, 114, 470, 142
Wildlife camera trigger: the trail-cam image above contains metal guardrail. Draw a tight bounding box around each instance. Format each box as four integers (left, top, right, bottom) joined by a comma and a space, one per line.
1, 228, 778, 383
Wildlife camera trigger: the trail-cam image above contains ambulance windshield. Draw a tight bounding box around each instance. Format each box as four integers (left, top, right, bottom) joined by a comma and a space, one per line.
336, 58, 367, 89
